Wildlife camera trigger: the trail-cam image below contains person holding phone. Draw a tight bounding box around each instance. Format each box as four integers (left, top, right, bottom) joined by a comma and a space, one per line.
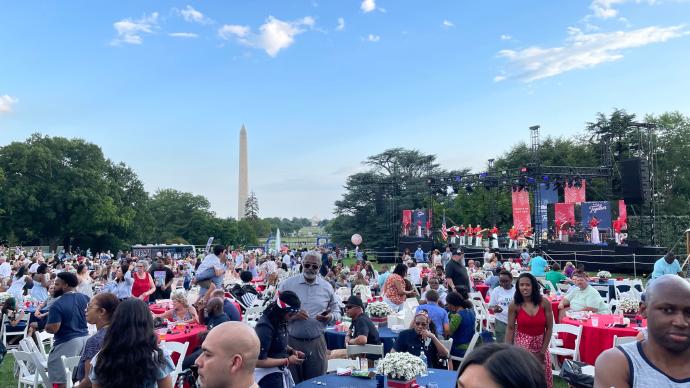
277, 251, 341, 384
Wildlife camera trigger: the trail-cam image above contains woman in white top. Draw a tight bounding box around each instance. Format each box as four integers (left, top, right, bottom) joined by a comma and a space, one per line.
7, 265, 30, 301
77, 264, 94, 297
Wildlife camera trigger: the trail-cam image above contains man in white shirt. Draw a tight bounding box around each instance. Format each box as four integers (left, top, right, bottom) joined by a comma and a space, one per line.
0, 255, 11, 280
195, 245, 227, 297
488, 270, 515, 343
407, 261, 421, 287
282, 253, 292, 268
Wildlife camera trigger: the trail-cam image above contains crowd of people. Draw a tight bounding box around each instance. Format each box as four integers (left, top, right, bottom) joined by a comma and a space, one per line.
0, 243, 688, 388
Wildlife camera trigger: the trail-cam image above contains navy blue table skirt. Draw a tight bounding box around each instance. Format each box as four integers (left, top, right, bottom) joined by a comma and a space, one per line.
296, 368, 457, 387
325, 327, 398, 354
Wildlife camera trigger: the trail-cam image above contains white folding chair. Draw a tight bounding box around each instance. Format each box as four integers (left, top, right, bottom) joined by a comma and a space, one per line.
12, 350, 44, 388
34, 331, 54, 357
557, 283, 571, 293
61, 355, 81, 388
450, 332, 480, 365
346, 343, 384, 366
242, 305, 266, 328
335, 287, 351, 303
19, 338, 47, 370
550, 323, 583, 376
2, 313, 31, 350
613, 335, 637, 346
439, 338, 454, 370
591, 285, 610, 302
327, 358, 360, 373
471, 299, 489, 331
160, 341, 190, 384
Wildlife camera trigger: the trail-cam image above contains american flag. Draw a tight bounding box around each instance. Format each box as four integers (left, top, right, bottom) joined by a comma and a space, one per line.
441, 215, 448, 241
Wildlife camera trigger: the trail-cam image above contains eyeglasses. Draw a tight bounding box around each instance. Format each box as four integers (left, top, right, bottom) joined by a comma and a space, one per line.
303, 263, 320, 270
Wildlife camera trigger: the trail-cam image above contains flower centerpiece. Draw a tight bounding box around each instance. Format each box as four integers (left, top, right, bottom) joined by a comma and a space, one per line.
471, 271, 486, 283
618, 297, 640, 317
596, 271, 611, 283
376, 352, 427, 388
366, 301, 394, 327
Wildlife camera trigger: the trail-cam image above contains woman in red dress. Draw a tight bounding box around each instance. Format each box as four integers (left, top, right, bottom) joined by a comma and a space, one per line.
506, 273, 554, 388
131, 261, 156, 301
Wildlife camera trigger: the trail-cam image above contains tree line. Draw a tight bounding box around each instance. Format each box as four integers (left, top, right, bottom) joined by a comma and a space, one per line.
0, 133, 317, 251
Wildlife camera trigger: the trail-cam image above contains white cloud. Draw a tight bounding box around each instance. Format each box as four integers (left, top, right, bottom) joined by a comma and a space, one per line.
179, 5, 212, 24
218, 16, 315, 57
361, 0, 376, 13
587, 0, 667, 19
218, 24, 251, 39
0, 95, 18, 113
442, 20, 454, 28
496, 25, 688, 82
493, 75, 507, 82
169, 32, 199, 38
111, 12, 159, 45
367, 34, 380, 42
500, 34, 512, 40
336, 17, 345, 31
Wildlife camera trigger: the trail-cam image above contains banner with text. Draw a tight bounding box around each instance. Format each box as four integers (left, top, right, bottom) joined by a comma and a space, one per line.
581, 201, 612, 230
538, 183, 558, 231
564, 180, 587, 204
554, 203, 575, 227
512, 190, 532, 231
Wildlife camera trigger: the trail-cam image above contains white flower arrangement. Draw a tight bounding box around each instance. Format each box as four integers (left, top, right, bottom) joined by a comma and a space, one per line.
596, 271, 611, 279
471, 272, 486, 281
376, 352, 427, 381
618, 297, 639, 314
365, 301, 394, 318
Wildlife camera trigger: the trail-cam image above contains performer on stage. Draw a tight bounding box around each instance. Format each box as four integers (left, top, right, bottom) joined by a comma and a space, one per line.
508, 225, 518, 249
490, 225, 499, 249
612, 218, 622, 244
557, 220, 570, 242
524, 226, 534, 248
589, 216, 600, 244
466, 224, 474, 246
458, 224, 466, 246
416, 219, 423, 237
474, 224, 483, 247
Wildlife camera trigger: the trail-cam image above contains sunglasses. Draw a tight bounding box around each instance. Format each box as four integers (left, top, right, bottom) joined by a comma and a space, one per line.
303, 263, 320, 270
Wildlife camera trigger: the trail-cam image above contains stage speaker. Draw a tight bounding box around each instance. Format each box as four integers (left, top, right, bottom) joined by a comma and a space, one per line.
621, 158, 650, 204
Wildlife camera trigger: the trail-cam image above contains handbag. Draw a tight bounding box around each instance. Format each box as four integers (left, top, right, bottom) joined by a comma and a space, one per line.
559, 359, 594, 388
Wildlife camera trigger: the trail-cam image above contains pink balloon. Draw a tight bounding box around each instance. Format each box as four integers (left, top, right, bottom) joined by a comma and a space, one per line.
351, 234, 362, 246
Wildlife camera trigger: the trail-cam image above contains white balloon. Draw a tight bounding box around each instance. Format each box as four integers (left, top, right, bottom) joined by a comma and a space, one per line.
351, 234, 362, 246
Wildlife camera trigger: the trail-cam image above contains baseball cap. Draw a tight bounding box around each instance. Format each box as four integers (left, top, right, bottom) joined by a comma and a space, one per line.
345, 295, 365, 310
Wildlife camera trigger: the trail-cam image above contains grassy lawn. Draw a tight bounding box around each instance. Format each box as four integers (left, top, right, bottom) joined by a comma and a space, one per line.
1, 353, 16, 388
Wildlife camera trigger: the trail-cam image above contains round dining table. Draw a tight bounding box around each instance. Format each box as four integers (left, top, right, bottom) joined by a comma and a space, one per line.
295, 368, 457, 387
474, 283, 490, 299
159, 323, 207, 363
560, 314, 645, 364
325, 326, 399, 354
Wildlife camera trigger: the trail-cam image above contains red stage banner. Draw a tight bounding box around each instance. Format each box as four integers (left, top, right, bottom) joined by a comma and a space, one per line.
618, 199, 627, 226
511, 190, 531, 231
402, 210, 412, 226
564, 180, 586, 203
554, 203, 575, 226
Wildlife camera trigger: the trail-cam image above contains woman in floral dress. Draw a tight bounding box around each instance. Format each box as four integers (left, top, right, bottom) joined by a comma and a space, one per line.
506, 273, 554, 388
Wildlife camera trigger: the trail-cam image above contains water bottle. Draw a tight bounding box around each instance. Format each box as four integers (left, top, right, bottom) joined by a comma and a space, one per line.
419, 351, 428, 376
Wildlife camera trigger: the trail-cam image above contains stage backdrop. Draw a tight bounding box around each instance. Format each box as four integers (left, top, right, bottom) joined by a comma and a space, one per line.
564, 180, 587, 204
618, 200, 627, 226
539, 183, 559, 232
554, 203, 575, 226
581, 201, 612, 230
512, 190, 531, 231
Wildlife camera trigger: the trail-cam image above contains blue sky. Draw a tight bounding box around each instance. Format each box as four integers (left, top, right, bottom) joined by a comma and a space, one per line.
1, 0, 689, 219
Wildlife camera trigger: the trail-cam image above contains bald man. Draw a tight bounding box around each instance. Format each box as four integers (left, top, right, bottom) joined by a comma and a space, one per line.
196, 321, 260, 388
594, 275, 690, 387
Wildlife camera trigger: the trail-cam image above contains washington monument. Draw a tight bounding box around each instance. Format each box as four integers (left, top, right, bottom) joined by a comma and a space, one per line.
238, 125, 248, 219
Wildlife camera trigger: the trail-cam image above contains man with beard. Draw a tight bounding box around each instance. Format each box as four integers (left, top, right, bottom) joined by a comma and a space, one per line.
594, 275, 690, 387
45, 272, 90, 388
277, 251, 341, 383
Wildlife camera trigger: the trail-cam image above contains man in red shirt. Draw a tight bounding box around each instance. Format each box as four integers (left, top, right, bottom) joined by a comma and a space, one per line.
474, 224, 483, 247
508, 226, 518, 249
466, 224, 474, 246
490, 225, 499, 249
